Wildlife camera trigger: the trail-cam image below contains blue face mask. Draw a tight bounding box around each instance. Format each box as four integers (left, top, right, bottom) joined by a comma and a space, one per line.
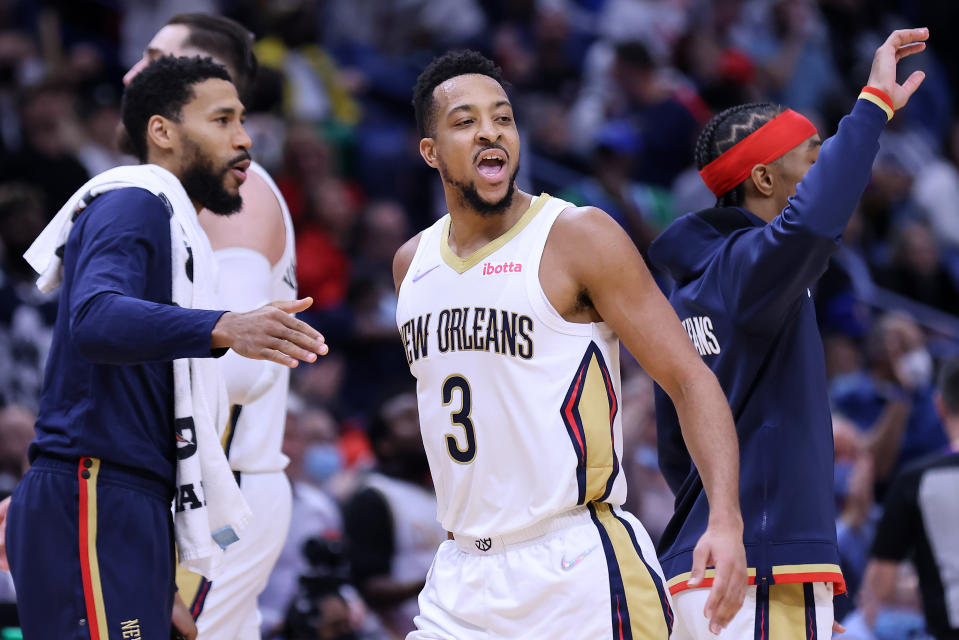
304, 444, 343, 483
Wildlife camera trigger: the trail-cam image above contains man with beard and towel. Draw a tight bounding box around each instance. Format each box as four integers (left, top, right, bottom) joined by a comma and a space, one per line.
122, 14, 302, 638
3, 56, 326, 639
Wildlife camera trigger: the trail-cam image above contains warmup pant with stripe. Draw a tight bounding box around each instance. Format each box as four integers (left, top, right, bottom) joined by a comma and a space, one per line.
7, 455, 175, 639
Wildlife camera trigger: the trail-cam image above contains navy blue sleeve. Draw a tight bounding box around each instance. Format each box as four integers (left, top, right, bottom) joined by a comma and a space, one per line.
719, 100, 888, 329
68, 188, 226, 364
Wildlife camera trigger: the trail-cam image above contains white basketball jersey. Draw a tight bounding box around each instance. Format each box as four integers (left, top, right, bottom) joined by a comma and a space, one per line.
396, 194, 626, 538
222, 161, 297, 472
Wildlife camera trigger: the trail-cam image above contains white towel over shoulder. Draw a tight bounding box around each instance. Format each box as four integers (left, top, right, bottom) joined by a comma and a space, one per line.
24, 163, 251, 579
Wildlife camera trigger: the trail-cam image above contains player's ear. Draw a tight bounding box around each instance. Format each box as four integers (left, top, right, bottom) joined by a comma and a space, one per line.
749, 163, 775, 197
420, 137, 439, 169
147, 115, 176, 154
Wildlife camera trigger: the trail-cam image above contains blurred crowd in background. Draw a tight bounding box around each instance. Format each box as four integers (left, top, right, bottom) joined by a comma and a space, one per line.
0, 0, 958, 638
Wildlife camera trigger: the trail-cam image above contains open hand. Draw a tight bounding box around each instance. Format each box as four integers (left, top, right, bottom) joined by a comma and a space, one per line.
211, 296, 329, 367
689, 517, 747, 635
866, 28, 928, 110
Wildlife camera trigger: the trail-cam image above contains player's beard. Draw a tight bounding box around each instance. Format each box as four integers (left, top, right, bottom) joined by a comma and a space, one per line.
179, 138, 247, 216
440, 157, 519, 218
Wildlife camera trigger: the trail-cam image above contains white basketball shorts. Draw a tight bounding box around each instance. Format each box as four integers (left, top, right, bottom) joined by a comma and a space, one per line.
408, 503, 674, 640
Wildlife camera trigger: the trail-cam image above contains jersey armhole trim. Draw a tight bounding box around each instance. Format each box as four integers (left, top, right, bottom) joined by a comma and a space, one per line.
524, 199, 609, 338
397, 219, 442, 300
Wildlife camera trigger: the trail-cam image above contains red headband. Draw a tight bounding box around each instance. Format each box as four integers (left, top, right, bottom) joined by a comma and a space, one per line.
698, 109, 817, 197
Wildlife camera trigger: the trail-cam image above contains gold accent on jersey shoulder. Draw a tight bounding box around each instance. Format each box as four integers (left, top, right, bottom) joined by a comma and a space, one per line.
440, 193, 551, 274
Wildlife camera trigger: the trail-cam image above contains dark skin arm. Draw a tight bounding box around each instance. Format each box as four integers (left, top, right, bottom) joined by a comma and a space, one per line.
541, 205, 745, 634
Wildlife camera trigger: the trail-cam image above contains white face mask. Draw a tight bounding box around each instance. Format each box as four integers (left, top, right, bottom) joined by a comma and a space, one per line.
898, 348, 934, 389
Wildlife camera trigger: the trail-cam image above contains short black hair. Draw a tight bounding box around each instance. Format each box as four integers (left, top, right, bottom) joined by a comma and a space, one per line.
694, 102, 785, 207
614, 41, 654, 71
938, 356, 959, 414
168, 13, 258, 99
121, 55, 232, 162
412, 49, 505, 138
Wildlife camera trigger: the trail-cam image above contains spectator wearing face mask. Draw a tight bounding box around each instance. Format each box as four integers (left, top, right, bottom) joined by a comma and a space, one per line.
830, 312, 947, 493
261, 404, 346, 634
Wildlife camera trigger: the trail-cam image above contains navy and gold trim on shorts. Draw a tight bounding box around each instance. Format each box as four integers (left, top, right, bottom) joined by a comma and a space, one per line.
754, 582, 820, 640
562, 342, 621, 505
175, 565, 212, 621
588, 502, 672, 639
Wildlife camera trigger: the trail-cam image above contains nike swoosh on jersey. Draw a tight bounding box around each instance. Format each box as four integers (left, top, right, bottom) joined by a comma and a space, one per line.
561, 544, 598, 571
412, 264, 440, 283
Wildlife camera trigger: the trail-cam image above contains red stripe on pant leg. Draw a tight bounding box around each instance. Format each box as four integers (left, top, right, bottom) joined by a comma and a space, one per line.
77, 458, 101, 640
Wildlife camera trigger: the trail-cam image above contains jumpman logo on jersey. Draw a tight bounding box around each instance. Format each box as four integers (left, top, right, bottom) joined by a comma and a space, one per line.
561, 544, 598, 570
412, 264, 440, 283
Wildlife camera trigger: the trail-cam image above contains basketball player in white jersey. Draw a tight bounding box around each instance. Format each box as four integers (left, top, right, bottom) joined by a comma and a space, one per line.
124, 14, 300, 639
394, 50, 747, 640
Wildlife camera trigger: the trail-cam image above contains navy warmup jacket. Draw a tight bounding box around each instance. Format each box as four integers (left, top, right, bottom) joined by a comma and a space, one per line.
30, 187, 226, 486
648, 99, 888, 596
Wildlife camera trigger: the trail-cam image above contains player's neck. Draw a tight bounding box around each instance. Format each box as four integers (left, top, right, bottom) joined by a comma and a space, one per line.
741, 193, 784, 224
146, 155, 204, 214
445, 189, 534, 258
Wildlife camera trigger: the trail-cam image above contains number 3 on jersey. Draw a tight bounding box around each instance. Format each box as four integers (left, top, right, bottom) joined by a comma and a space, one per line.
442, 375, 476, 464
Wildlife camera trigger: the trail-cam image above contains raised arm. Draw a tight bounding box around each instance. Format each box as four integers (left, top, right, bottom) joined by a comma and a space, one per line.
545, 206, 746, 634
723, 28, 929, 329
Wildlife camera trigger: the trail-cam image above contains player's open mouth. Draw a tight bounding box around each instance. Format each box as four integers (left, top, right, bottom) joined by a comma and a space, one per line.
475, 150, 507, 183
231, 159, 250, 182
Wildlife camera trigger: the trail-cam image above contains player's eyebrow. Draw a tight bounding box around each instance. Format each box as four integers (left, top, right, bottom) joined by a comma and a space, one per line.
808, 136, 823, 149
447, 100, 512, 116
447, 104, 476, 117
210, 106, 247, 118
145, 46, 164, 59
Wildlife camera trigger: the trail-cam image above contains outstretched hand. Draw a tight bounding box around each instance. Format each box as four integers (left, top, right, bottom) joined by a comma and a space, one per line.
689, 517, 747, 635
211, 296, 329, 367
867, 27, 928, 110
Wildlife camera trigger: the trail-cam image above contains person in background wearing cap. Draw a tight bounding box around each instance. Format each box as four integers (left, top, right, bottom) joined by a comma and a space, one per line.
648, 28, 929, 639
